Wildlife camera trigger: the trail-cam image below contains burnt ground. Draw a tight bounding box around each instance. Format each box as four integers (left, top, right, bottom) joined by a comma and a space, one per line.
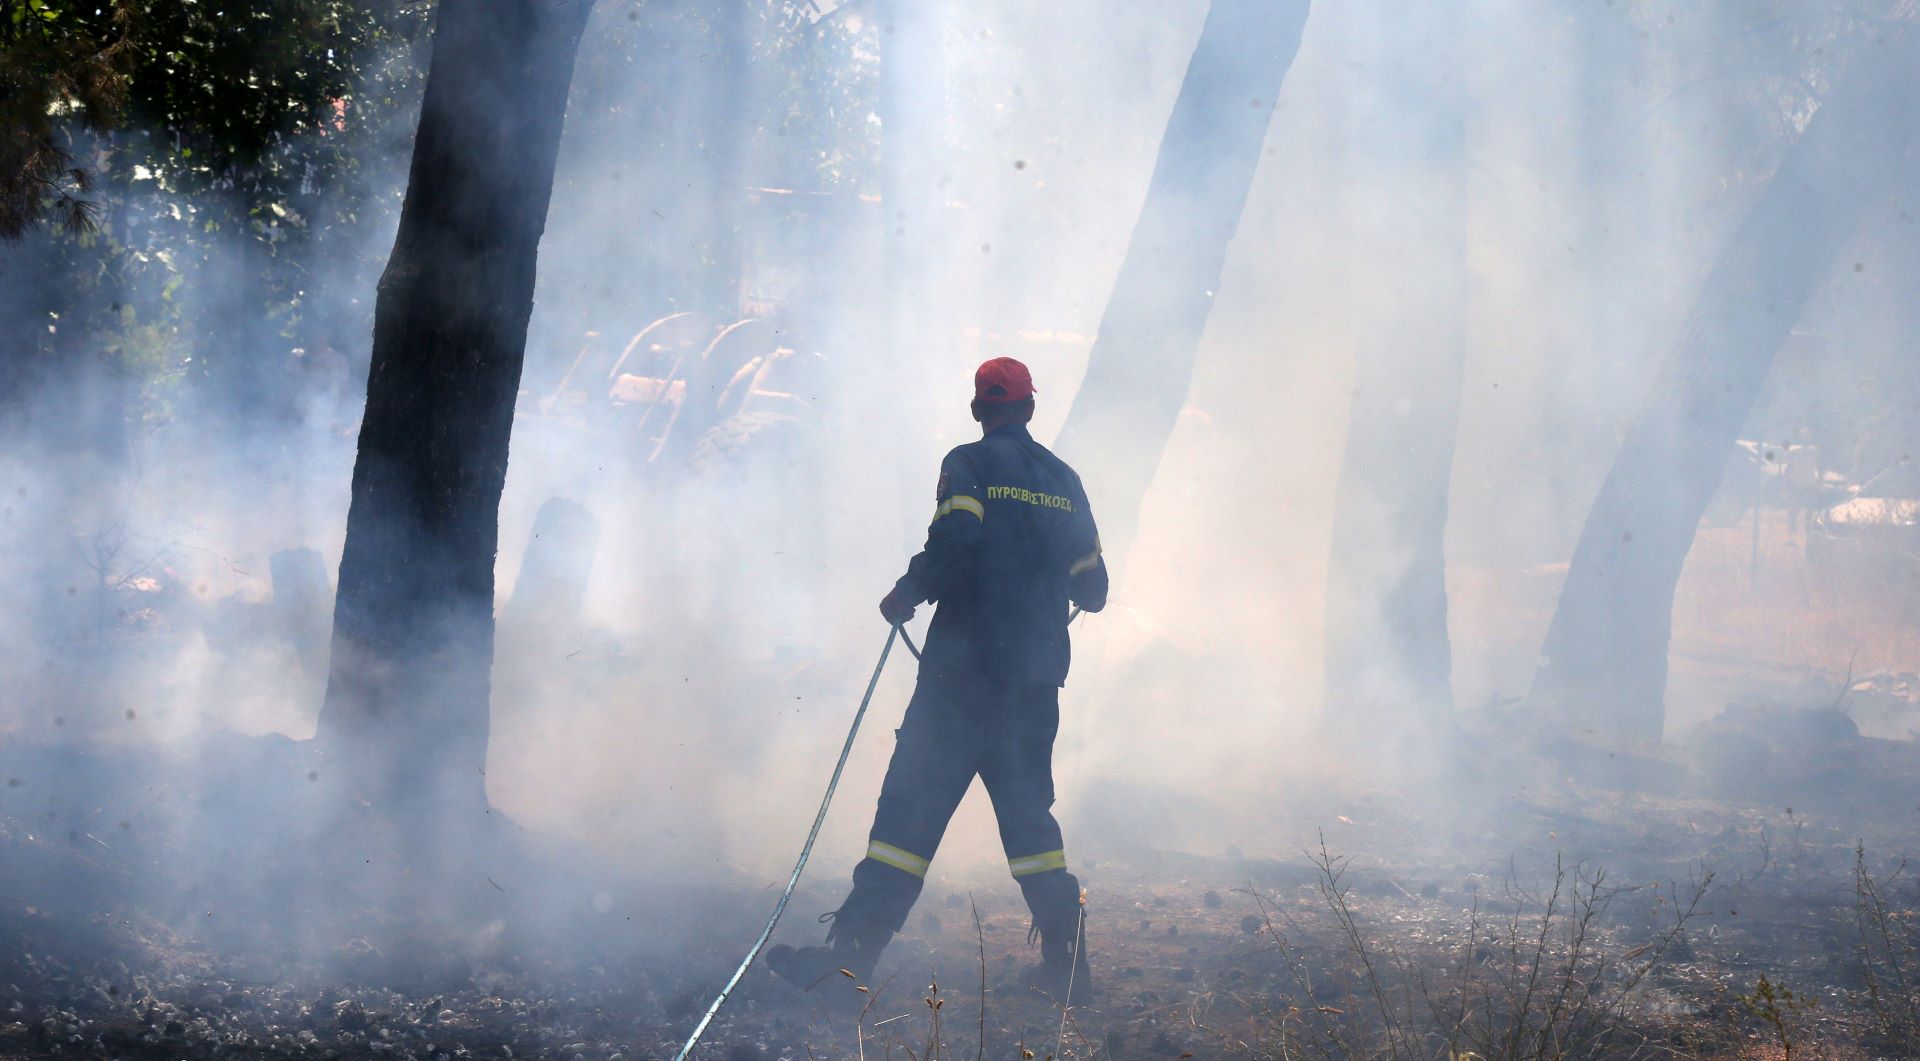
5, 723, 1920, 1060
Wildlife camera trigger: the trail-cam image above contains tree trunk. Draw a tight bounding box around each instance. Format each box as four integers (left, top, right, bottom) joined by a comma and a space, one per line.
1322, 6, 1468, 743
1053, 0, 1310, 556
1529, 30, 1920, 743
316, 0, 595, 814
498, 496, 600, 645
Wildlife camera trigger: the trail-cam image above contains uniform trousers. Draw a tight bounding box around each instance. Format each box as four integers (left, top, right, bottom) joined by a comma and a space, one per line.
837, 666, 1081, 933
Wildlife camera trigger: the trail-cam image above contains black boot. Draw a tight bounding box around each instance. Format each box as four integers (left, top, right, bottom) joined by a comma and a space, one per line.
766, 909, 895, 998
1021, 904, 1093, 1004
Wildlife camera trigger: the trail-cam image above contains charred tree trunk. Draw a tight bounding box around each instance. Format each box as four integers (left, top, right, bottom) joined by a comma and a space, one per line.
316, 0, 595, 814
1322, 7, 1468, 743
1053, 0, 1310, 557
499, 496, 600, 646
1530, 30, 1920, 743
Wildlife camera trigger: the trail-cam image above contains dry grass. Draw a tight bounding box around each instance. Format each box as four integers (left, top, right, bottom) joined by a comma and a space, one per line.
1195, 843, 1713, 1060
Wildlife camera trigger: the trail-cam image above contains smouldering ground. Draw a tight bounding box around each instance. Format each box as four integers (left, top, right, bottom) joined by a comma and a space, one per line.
6, 761, 1920, 1060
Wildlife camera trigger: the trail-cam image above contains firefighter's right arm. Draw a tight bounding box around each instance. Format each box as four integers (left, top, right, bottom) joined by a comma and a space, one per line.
892, 449, 985, 606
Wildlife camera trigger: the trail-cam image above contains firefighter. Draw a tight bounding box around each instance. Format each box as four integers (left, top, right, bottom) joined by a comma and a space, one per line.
767, 356, 1109, 1003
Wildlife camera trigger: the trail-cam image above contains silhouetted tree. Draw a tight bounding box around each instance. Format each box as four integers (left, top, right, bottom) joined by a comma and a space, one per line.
1530, 27, 1920, 743
1322, 5, 1468, 742
1054, 0, 1310, 557
317, 0, 596, 813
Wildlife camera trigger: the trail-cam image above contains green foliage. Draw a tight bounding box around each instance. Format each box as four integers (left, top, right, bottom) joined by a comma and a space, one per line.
0, 0, 137, 236
571, 0, 879, 193
760, 1, 883, 191
4, 0, 432, 423
8, 0, 878, 421
532, 0, 881, 336
4, 0, 429, 237
1738, 972, 1810, 1059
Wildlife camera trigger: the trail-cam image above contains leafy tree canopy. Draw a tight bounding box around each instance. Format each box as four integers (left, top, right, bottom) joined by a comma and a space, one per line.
4, 0, 428, 239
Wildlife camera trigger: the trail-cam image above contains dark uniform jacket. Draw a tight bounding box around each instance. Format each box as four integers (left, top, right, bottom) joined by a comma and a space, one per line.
892, 423, 1108, 687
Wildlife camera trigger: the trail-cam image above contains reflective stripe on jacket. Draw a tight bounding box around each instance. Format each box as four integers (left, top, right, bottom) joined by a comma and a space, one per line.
893, 422, 1108, 687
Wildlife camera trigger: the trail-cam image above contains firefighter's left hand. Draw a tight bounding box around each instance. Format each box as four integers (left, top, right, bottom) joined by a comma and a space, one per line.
879, 587, 917, 625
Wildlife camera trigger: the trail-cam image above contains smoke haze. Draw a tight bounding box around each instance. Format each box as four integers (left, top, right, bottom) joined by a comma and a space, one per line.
5, 1, 1920, 1054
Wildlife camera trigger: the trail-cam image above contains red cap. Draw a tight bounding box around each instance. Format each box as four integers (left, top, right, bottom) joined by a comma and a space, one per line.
974, 357, 1036, 403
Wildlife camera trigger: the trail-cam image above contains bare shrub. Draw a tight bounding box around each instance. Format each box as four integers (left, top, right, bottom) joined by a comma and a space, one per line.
1853, 842, 1920, 1051
1218, 838, 1713, 1061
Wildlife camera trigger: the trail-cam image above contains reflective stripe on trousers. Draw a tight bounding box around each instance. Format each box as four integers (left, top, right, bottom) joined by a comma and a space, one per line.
865, 840, 931, 878
1008, 849, 1067, 878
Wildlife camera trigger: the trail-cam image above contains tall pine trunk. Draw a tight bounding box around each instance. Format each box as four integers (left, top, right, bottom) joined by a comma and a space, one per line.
1529, 28, 1920, 743
1322, 6, 1468, 743
1053, 0, 1310, 556
317, 0, 595, 814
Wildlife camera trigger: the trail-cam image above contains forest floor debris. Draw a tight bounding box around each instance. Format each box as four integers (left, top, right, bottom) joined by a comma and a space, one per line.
5, 751, 1920, 1059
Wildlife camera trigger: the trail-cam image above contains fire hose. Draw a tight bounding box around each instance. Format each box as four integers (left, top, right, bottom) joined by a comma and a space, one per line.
673, 607, 1082, 1059
670, 623, 907, 1061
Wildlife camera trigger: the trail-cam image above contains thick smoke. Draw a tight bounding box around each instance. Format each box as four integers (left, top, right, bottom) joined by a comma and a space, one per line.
4, 0, 1919, 995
